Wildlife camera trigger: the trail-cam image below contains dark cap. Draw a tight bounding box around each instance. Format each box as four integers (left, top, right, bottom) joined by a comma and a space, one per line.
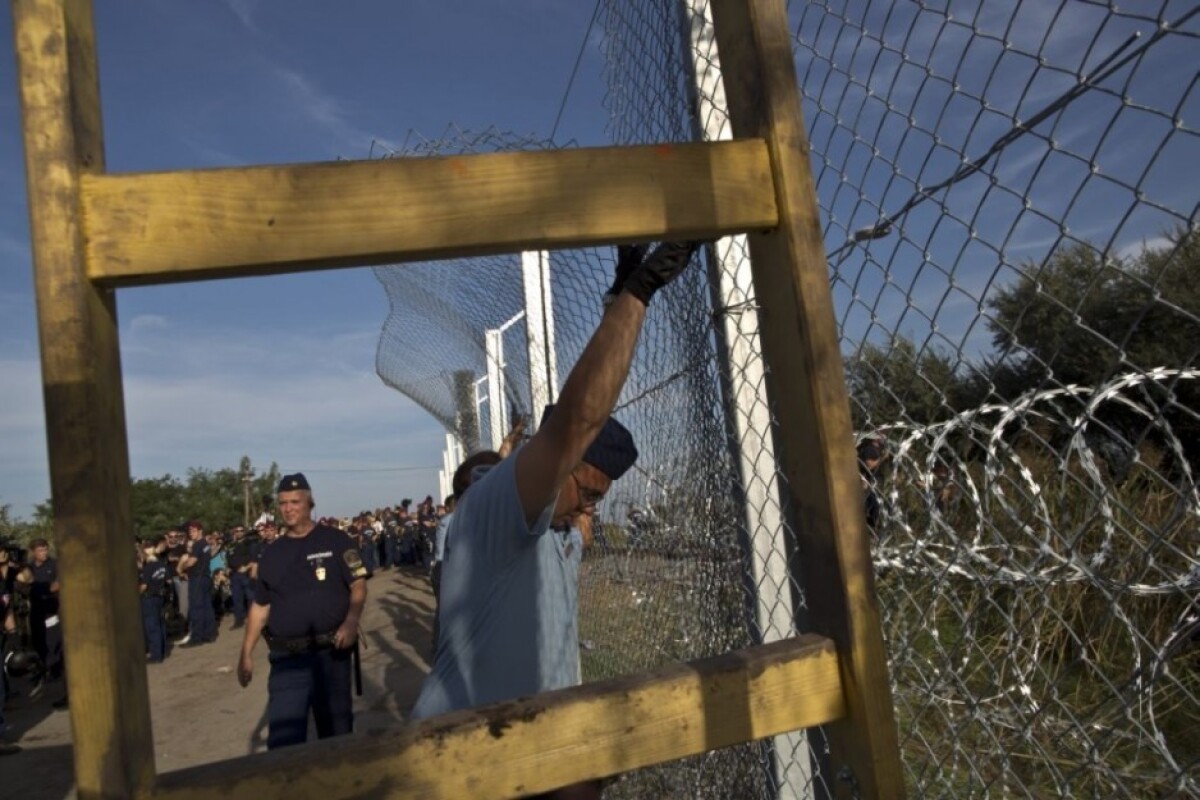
542, 405, 638, 481
277, 473, 311, 493
858, 443, 882, 461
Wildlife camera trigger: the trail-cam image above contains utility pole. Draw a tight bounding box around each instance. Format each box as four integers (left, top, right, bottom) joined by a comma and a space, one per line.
241, 463, 254, 529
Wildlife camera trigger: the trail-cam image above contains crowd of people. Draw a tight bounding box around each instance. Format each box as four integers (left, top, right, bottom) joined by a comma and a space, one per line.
1, 537, 67, 753
3, 240, 696, 800
129, 496, 453, 658
0, 495, 454, 753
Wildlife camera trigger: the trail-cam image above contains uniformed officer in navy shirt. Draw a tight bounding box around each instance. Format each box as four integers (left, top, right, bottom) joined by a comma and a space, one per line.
138, 538, 169, 663
27, 538, 63, 680
226, 525, 260, 629
177, 520, 216, 647
237, 473, 368, 749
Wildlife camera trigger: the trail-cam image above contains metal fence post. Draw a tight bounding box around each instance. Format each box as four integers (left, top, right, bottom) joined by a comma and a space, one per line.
676, 2, 811, 796
522, 250, 559, 427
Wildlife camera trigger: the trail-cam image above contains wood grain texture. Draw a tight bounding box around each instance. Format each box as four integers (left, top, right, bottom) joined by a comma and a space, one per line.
155, 636, 843, 800
12, 0, 155, 797
81, 139, 778, 286
708, 0, 907, 797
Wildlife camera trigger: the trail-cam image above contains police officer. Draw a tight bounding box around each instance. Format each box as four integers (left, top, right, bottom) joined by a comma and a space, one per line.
226, 525, 261, 629
237, 473, 368, 749
357, 521, 379, 575
139, 538, 169, 663
177, 520, 216, 647
380, 515, 397, 569
27, 539, 63, 682
164, 528, 188, 625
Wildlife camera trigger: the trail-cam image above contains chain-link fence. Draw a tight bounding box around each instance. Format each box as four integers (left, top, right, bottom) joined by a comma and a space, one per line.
373, 121, 775, 796
373, 0, 1198, 797
780, 1, 1199, 796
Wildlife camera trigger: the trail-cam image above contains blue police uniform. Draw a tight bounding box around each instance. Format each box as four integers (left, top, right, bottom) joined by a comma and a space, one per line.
255, 517, 368, 750
226, 535, 262, 626
382, 524, 398, 568
359, 529, 379, 574
29, 556, 63, 678
186, 534, 216, 643
139, 558, 169, 662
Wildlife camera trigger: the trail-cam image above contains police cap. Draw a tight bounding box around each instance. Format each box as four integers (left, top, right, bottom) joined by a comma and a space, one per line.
277, 473, 311, 493
541, 405, 638, 481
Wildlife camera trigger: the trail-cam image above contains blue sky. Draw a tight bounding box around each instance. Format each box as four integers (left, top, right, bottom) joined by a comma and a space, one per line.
2, 1, 1195, 521
1, 1, 609, 519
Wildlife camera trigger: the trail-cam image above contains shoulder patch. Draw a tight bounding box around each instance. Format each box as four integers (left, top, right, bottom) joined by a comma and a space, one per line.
344, 548, 368, 578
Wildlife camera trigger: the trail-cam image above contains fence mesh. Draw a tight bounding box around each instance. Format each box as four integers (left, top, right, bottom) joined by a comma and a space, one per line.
373, 0, 1199, 797
778, 1, 1199, 796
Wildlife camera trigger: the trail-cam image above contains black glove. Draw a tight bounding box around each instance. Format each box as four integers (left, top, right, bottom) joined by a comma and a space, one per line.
620, 241, 700, 306
603, 244, 648, 307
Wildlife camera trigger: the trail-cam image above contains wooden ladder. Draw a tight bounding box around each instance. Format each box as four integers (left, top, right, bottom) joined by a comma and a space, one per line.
11, 0, 905, 797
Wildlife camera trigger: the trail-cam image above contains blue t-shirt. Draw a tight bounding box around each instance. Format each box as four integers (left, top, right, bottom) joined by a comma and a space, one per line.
410, 453, 583, 719
140, 560, 169, 596
187, 538, 211, 580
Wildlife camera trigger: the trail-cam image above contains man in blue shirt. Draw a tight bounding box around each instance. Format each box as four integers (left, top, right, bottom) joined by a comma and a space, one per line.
178, 520, 216, 647
411, 242, 695, 725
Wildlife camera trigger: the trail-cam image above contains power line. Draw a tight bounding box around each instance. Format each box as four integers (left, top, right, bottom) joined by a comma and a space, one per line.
550, 0, 603, 142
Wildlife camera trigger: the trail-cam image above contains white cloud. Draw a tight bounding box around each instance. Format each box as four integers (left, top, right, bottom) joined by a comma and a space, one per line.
128, 314, 168, 335
1113, 235, 1175, 263
179, 134, 249, 168
222, 0, 263, 33
119, 320, 445, 514
0, 321, 447, 519
269, 65, 396, 156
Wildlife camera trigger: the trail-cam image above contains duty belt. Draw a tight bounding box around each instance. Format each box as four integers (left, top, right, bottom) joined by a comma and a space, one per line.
264, 630, 337, 655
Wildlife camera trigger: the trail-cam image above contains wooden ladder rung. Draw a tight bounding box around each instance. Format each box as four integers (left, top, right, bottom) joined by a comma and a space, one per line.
83, 139, 778, 287
153, 635, 844, 800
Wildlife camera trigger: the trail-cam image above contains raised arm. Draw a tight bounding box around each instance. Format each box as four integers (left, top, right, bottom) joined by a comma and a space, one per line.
514, 242, 696, 523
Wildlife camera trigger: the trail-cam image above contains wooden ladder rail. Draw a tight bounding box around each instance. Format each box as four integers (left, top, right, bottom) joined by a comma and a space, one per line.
12, 0, 905, 797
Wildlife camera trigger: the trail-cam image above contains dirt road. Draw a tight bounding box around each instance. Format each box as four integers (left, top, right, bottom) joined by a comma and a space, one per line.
2, 566, 436, 799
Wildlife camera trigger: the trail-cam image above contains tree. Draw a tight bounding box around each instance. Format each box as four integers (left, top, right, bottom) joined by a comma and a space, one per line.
129, 457, 283, 538
0, 503, 22, 547
845, 336, 964, 430
0, 500, 53, 549
984, 227, 1200, 470
986, 227, 1200, 389
130, 474, 186, 537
